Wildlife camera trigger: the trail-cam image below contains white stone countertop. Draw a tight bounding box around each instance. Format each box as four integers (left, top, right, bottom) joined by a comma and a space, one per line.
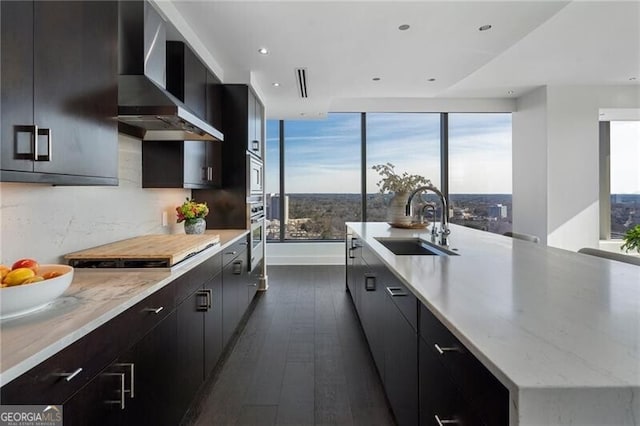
347, 222, 640, 426
0, 229, 248, 387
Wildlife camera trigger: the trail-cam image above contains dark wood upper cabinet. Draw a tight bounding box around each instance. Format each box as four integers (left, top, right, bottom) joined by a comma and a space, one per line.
0, 1, 118, 185
248, 89, 264, 158
166, 41, 207, 120
206, 70, 223, 131
142, 140, 221, 189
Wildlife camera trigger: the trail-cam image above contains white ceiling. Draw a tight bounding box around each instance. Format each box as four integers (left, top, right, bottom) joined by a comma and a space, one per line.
168, 1, 640, 119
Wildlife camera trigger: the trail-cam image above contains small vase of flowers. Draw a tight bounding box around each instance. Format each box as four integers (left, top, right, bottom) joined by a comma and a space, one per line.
176, 198, 209, 235
372, 163, 431, 226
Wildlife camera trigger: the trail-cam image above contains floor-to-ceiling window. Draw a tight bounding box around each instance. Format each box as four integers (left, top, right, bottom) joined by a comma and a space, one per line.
283, 113, 362, 240
365, 113, 441, 222
268, 112, 512, 242
265, 120, 281, 240
610, 121, 640, 238
448, 113, 513, 234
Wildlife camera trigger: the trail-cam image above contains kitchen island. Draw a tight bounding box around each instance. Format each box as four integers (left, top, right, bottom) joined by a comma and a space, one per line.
347, 222, 640, 426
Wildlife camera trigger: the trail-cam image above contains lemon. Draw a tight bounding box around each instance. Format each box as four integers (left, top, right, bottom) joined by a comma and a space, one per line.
3, 268, 35, 286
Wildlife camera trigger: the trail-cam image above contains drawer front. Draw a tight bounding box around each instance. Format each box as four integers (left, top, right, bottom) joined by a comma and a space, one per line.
382, 270, 418, 332
222, 237, 248, 266
175, 252, 222, 304
1, 281, 176, 405
420, 304, 508, 426
419, 337, 484, 426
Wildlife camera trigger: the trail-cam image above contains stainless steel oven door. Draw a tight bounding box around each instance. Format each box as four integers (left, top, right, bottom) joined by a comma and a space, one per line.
250, 216, 264, 271
247, 155, 263, 196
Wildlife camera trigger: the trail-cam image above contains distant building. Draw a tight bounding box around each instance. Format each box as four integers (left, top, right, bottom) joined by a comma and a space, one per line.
269, 194, 289, 223
488, 204, 507, 219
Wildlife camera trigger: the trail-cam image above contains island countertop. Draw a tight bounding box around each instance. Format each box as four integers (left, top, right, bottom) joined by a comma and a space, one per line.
347, 222, 640, 426
0, 229, 249, 387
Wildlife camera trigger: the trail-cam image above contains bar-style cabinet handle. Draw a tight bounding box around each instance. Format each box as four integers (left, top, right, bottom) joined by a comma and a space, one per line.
55, 367, 83, 382
35, 128, 52, 161
143, 307, 164, 314
103, 372, 126, 409
114, 363, 135, 398
434, 343, 462, 355
385, 286, 408, 297
435, 415, 460, 425
252, 140, 259, 151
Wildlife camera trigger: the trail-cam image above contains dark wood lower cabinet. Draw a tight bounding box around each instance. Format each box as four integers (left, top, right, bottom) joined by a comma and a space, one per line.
345, 236, 508, 426
222, 251, 247, 346
2, 238, 253, 426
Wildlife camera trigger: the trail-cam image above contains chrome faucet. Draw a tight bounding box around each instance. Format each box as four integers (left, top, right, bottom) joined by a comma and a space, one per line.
405, 184, 451, 246
420, 203, 438, 242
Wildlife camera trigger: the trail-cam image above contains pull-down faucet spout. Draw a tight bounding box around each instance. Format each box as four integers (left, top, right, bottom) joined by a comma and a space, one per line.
405, 184, 451, 246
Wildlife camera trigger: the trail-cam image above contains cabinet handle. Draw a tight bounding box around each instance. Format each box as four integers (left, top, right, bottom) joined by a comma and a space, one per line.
114, 363, 135, 398
364, 274, 376, 291
239, 241, 249, 246
207, 166, 213, 181
55, 367, 83, 382
103, 372, 126, 410
233, 260, 244, 275
143, 306, 164, 314
197, 289, 210, 311
13, 125, 38, 160
434, 343, 462, 355
385, 286, 408, 297
35, 128, 52, 161
435, 415, 460, 425
252, 140, 259, 151
348, 248, 356, 259
205, 289, 212, 309
225, 250, 238, 255
248, 282, 258, 287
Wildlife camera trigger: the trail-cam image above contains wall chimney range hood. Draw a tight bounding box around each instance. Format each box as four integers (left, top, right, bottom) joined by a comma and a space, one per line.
117, 1, 223, 142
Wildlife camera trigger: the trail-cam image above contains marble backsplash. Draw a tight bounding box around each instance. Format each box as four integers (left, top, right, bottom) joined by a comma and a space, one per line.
0, 134, 191, 264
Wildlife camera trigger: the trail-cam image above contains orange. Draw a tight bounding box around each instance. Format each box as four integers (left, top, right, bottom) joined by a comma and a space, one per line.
0, 265, 9, 280
22, 276, 45, 284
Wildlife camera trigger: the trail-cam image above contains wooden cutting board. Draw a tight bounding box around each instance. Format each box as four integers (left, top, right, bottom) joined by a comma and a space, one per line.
64, 234, 220, 267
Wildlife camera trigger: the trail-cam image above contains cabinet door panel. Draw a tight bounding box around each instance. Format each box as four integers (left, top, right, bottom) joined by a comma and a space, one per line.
63, 367, 124, 426
1, 1, 34, 172
33, 1, 117, 178
384, 299, 418, 426
121, 311, 180, 426
204, 275, 223, 377
176, 290, 205, 414
183, 141, 207, 187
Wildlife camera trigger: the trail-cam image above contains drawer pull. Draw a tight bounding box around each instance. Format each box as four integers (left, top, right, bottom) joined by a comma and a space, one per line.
365, 274, 376, 291
103, 372, 126, 409
385, 286, 407, 297
143, 307, 164, 314
114, 363, 135, 398
435, 415, 460, 425
225, 250, 238, 255
434, 343, 461, 355
249, 282, 258, 287
197, 289, 212, 311
56, 367, 83, 382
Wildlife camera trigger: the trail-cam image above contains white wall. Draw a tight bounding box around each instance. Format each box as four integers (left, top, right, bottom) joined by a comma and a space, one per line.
513, 84, 640, 251
0, 135, 190, 265
513, 87, 549, 245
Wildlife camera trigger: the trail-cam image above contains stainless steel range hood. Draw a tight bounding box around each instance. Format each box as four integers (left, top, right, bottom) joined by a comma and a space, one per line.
117, 1, 223, 142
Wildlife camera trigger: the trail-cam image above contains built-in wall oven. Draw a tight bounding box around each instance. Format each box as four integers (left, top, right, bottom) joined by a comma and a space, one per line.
247, 154, 263, 196
248, 199, 264, 271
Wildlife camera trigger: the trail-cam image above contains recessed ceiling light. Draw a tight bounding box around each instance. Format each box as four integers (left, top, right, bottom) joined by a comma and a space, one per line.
427, 78, 436, 82
479, 24, 492, 31
272, 82, 280, 87
300, 112, 305, 116
507, 90, 515, 95
398, 24, 410, 31
258, 47, 269, 55
372, 77, 381, 81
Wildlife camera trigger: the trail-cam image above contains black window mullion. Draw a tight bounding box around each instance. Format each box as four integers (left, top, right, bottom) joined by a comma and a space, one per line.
361, 112, 367, 221
279, 120, 285, 242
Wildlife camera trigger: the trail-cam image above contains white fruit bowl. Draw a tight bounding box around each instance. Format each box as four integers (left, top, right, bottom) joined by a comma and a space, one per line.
1, 265, 74, 320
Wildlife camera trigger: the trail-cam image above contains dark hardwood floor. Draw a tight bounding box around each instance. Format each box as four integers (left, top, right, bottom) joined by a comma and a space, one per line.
186, 265, 396, 426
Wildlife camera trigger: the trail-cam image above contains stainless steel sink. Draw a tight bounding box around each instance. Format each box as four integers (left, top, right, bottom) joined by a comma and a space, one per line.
374, 238, 459, 256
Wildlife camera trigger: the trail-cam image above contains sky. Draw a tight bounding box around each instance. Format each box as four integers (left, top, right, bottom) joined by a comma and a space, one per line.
266, 112, 513, 194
